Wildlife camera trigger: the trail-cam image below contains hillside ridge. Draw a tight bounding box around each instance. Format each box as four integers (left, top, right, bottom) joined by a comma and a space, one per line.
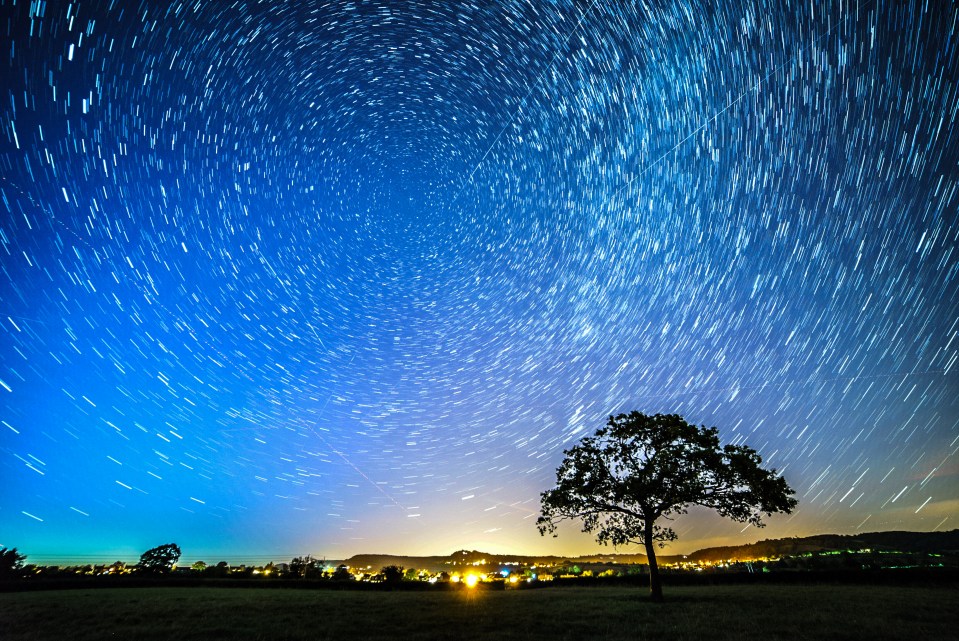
339, 529, 959, 571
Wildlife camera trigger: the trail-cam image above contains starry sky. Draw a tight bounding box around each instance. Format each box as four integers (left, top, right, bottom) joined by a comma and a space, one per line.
1, 0, 957, 565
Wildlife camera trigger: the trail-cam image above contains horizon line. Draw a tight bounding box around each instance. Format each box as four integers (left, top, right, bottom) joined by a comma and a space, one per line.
12, 526, 955, 566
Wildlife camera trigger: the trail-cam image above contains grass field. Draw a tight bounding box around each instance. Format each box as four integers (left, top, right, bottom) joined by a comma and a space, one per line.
2, 583, 956, 640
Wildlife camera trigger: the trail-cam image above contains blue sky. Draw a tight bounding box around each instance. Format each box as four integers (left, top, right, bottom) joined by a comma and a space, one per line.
1, 0, 957, 565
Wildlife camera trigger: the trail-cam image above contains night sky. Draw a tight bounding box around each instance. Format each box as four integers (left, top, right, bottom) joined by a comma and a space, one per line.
1, 0, 957, 565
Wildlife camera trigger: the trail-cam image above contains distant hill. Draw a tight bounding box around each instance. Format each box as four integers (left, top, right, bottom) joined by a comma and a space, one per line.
677, 530, 959, 563
341, 549, 648, 573
339, 530, 959, 571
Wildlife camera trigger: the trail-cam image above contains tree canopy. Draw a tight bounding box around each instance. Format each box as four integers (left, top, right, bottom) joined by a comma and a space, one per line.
538, 412, 797, 601
289, 555, 322, 579
137, 543, 181, 574
331, 565, 353, 581
0, 547, 27, 578
381, 565, 405, 584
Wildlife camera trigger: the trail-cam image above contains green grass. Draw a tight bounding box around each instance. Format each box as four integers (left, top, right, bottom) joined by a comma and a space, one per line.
2, 584, 956, 640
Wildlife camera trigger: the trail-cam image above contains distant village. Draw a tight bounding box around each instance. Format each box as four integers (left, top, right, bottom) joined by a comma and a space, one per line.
4, 530, 956, 585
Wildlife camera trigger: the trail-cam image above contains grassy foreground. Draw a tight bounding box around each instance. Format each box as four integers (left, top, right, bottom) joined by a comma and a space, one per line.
2, 583, 956, 640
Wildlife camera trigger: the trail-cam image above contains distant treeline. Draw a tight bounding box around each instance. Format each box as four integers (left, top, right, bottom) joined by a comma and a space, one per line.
4, 566, 958, 594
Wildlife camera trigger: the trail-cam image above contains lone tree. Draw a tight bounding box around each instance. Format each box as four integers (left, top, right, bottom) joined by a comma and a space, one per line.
137, 543, 181, 575
538, 412, 797, 601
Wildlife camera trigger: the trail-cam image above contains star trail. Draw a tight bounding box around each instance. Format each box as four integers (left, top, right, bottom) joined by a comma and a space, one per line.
1, 0, 957, 563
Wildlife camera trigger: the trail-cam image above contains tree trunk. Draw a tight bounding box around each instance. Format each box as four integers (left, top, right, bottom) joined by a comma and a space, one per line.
643, 523, 664, 602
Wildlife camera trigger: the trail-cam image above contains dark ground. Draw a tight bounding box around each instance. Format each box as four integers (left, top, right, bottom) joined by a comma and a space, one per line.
2, 582, 957, 640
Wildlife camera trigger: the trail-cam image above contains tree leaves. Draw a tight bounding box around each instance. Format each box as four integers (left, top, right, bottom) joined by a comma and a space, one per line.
138, 543, 182, 574
539, 412, 798, 546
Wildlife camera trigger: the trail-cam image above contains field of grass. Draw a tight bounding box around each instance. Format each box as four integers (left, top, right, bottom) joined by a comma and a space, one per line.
2, 583, 957, 640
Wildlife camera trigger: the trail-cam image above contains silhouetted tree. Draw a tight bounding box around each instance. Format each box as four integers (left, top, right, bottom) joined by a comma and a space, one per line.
288, 556, 306, 578
137, 543, 181, 575
0, 547, 27, 578
331, 564, 353, 581
289, 555, 321, 579
305, 557, 324, 579
538, 412, 797, 601
381, 565, 404, 584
